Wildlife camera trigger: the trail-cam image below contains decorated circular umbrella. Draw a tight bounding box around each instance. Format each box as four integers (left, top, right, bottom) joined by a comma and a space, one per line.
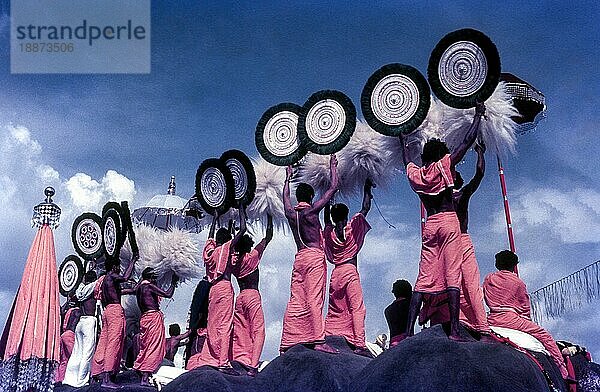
132, 176, 204, 233
255, 102, 307, 166
428, 28, 501, 109
298, 89, 356, 155
195, 160, 236, 215
220, 149, 256, 207
0, 187, 62, 392
361, 63, 431, 136
58, 255, 85, 297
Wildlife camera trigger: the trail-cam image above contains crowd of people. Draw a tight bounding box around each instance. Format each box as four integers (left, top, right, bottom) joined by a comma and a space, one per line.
55, 103, 569, 388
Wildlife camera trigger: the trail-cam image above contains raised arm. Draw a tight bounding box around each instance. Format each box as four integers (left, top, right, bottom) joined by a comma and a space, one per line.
283, 166, 295, 219
462, 141, 486, 197
230, 203, 247, 250
255, 213, 273, 258
450, 102, 485, 167
121, 279, 142, 295
119, 254, 137, 281
208, 211, 218, 239
311, 154, 339, 212
150, 274, 179, 299
176, 330, 192, 346
324, 202, 332, 226
359, 178, 375, 216
399, 132, 422, 167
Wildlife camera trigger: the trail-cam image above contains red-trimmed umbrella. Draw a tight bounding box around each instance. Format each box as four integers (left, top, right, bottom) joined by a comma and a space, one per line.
0, 187, 62, 392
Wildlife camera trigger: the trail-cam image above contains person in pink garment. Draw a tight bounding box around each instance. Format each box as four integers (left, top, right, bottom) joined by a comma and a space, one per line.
125, 268, 178, 386
230, 214, 273, 376
186, 204, 246, 375
90, 254, 137, 389
323, 178, 374, 356
483, 250, 568, 379
56, 300, 81, 383
400, 102, 485, 342
452, 141, 493, 340
280, 154, 339, 354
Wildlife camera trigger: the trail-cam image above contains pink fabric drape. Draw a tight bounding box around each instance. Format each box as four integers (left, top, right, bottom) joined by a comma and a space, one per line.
0, 225, 61, 392
458, 233, 490, 333
186, 280, 234, 369
280, 247, 327, 351
414, 212, 462, 293
407, 154, 454, 195
483, 270, 568, 378
231, 289, 265, 368
1, 226, 61, 362
133, 310, 166, 373
323, 213, 371, 265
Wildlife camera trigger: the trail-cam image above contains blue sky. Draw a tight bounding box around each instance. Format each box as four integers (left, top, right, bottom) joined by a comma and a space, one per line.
1, 1, 599, 361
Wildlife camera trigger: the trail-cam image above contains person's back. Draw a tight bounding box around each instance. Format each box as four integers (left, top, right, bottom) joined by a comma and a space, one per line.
385, 280, 412, 347
280, 155, 339, 354
483, 250, 568, 379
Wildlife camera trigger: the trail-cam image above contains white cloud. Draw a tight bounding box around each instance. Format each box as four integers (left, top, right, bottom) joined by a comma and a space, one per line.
65, 170, 135, 212
493, 187, 600, 244
0, 124, 138, 299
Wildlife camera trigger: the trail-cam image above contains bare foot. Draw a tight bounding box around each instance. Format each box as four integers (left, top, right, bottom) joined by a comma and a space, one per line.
314, 343, 339, 354
100, 381, 122, 389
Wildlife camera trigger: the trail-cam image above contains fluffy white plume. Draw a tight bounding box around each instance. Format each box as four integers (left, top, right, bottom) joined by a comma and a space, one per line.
419, 83, 520, 158
296, 153, 332, 197
246, 157, 287, 228
336, 119, 403, 196
120, 224, 202, 282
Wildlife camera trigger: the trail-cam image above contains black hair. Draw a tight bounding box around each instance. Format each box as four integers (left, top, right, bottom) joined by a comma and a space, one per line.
421, 138, 449, 165
454, 171, 464, 190
84, 270, 97, 283
215, 227, 232, 245
235, 234, 254, 255
495, 250, 519, 271
392, 279, 413, 299
105, 257, 120, 273
142, 267, 156, 280
169, 323, 181, 337
331, 203, 349, 223
296, 183, 315, 203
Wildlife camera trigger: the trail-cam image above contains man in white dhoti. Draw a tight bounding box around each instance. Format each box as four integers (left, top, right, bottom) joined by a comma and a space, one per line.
63, 271, 99, 387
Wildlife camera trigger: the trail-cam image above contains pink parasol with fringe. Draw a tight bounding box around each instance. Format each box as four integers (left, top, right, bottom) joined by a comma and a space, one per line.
0, 187, 62, 392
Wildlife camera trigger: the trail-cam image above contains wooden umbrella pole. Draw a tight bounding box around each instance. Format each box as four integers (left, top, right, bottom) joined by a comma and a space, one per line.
497, 155, 518, 274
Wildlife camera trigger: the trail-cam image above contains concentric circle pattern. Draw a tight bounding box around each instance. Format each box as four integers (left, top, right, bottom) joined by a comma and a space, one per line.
438, 41, 488, 97
60, 260, 79, 293
371, 74, 420, 126
104, 216, 117, 256
76, 219, 102, 255
305, 99, 347, 145
225, 158, 248, 200
201, 167, 227, 208
263, 111, 300, 157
